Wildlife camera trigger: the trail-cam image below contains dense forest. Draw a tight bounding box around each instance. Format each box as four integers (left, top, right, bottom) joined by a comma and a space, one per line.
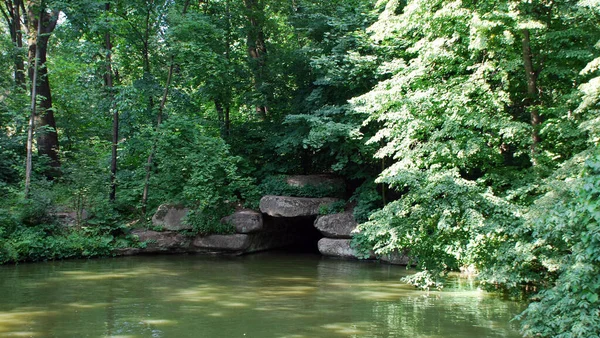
1, 0, 599, 336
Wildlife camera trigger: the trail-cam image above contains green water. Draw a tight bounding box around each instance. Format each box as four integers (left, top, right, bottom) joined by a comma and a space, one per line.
0, 253, 523, 337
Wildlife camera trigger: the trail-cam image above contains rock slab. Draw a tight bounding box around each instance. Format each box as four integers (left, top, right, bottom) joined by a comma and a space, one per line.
380, 250, 411, 266
125, 229, 297, 256
221, 210, 263, 234
285, 175, 345, 189
315, 212, 357, 239
193, 231, 297, 254
193, 234, 252, 251
131, 229, 192, 253
318, 238, 373, 259
152, 204, 191, 231
260, 195, 339, 218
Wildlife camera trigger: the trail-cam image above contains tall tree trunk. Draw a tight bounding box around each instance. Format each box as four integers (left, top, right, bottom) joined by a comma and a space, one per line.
244, 0, 268, 120
521, 29, 542, 165
24, 4, 42, 198
105, 2, 118, 202
27, 0, 60, 178
13, 0, 25, 88
1, 0, 26, 88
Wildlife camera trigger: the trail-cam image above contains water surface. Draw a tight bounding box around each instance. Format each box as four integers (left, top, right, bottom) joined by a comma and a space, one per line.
0, 252, 523, 337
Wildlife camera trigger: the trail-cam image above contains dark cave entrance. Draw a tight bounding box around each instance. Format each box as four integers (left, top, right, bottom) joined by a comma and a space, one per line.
263, 215, 324, 254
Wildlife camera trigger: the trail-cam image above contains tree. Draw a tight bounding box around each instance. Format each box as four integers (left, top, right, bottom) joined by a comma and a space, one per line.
141, 0, 188, 215
243, 0, 268, 119
26, 0, 60, 178
24, 2, 42, 197
352, 0, 598, 283
104, 1, 117, 202
0, 0, 26, 88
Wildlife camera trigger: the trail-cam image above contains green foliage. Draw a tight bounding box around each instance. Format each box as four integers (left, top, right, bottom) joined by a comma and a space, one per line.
318, 200, 347, 215
515, 151, 600, 337
122, 115, 261, 235
183, 208, 235, 236
0, 133, 23, 185
401, 271, 445, 291
1, 0, 599, 335
0, 225, 118, 264
151, 115, 259, 209
0, 186, 133, 264
269, 0, 381, 179
348, 0, 600, 335
350, 180, 382, 223
353, 170, 520, 287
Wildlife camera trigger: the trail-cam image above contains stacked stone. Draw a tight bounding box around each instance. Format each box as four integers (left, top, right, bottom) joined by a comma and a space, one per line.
125, 175, 408, 264
314, 212, 368, 259
129, 205, 280, 255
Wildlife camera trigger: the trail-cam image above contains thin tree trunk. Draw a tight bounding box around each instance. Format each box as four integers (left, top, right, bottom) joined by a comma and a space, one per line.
140, 0, 185, 215
140, 0, 196, 215
521, 29, 541, 164
24, 4, 42, 198
244, 0, 268, 120
225, 102, 230, 137
105, 2, 118, 202
140, 63, 174, 216
215, 100, 227, 138
214, 100, 230, 138
222, 0, 231, 137
13, 0, 25, 88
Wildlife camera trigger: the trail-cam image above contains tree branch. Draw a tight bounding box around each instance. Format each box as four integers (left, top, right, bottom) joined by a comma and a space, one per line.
46, 8, 59, 32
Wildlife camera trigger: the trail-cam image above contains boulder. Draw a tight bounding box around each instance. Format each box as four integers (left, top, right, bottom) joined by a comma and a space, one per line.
151, 204, 191, 231
285, 175, 345, 189
122, 229, 298, 256
193, 234, 251, 251
318, 238, 374, 259
260, 195, 339, 218
380, 250, 411, 266
314, 212, 357, 239
192, 232, 296, 254
131, 229, 192, 253
221, 210, 263, 234
54, 209, 88, 226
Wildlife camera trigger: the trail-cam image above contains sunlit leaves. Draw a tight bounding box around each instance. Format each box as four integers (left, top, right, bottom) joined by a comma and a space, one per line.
352, 4, 599, 322
516, 151, 600, 337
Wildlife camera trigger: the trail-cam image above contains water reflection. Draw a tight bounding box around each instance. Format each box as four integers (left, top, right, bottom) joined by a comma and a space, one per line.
0, 253, 523, 337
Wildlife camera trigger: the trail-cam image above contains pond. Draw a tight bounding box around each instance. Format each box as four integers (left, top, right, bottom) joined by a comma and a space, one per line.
0, 252, 523, 337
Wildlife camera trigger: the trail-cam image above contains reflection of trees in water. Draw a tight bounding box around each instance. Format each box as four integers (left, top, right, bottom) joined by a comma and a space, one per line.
313, 259, 522, 337
369, 294, 522, 337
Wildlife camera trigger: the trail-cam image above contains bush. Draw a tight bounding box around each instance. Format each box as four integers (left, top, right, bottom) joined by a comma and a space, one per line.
352, 169, 521, 289
515, 151, 600, 337
350, 180, 382, 223
183, 207, 235, 236
0, 225, 118, 264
